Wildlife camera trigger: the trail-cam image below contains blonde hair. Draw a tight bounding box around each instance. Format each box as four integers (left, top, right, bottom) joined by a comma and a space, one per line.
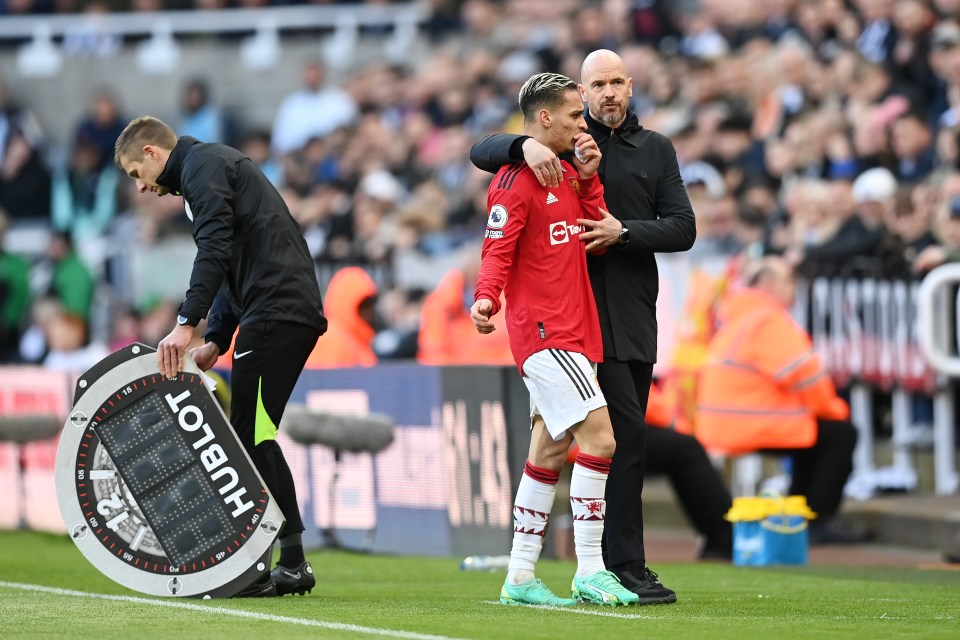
113, 116, 177, 167
518, 72, 578, 122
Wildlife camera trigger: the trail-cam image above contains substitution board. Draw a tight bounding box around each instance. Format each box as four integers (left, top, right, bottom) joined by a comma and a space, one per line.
55, 343, 284, 598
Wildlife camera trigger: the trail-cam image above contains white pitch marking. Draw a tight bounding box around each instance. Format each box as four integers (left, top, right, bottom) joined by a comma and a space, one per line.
0, 581, 468, 640
482, 600, 656, 619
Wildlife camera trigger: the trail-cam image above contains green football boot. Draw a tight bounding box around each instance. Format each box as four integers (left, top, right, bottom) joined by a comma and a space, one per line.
572, 570, 641, 606
500, 579, 577, 607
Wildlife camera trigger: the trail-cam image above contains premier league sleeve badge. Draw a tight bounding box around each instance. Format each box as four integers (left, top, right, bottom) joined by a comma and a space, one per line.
55, 343, 284, 598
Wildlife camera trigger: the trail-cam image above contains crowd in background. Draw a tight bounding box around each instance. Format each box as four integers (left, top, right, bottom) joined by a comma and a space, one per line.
5, 0, 960, 375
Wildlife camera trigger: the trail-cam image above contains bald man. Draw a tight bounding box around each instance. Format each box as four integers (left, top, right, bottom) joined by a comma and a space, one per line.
471, 49, 695, 603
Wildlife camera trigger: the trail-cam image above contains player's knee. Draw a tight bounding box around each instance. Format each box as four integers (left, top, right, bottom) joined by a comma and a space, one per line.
531, 439, 571, 472
596, 434, 616, 459
578, 432, 616, 459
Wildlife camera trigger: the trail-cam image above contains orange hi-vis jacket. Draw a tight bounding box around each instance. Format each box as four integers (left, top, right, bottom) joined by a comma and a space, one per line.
417, 269, 513, 366
694, 288, 849, 454
664, 268, 728, 432
305, 267, 378, 369
645, 380, 691, 433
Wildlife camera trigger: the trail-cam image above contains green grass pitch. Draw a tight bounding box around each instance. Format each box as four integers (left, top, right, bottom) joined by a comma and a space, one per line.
0, 530, 957, 640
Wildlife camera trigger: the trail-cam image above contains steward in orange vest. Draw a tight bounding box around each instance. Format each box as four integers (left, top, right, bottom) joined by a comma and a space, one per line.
696, 261, 849, 453
695, 257, 857, 536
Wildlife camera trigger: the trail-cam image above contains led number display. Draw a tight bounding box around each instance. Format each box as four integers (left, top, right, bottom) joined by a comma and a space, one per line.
56, 344, 284, 597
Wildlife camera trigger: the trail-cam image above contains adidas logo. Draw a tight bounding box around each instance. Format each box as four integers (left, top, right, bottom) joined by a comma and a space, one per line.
546, 192, 559, 204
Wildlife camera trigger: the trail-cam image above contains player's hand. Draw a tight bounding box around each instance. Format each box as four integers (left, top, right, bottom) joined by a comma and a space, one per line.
522, 138, 562, 187
470, 299, 497, 334
157, 324, 195, 379
578, 207, 622, 253
189, 341, 221, 372
573, 133, 601, 178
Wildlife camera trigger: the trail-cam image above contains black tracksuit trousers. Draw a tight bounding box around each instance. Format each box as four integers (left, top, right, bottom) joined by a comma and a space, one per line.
228, 320, 320, 538
771, 419, 858, 521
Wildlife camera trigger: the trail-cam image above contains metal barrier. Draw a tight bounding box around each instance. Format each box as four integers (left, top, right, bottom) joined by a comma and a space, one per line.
917, 264, 960, 495
0, 5, 429, 39
804, 276, 942, 494
4, 4, 429, 77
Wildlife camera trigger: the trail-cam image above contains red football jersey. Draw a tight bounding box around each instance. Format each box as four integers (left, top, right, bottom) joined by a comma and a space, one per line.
474, 160, 605, 371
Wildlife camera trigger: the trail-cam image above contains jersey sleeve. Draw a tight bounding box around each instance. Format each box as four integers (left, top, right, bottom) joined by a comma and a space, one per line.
573, 170, 606, 222
474, 175, 530, 316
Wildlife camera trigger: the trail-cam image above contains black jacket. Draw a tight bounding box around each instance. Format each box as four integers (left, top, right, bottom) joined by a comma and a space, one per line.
798, 214, 908, 280
470, 111, 696, 362
157, 137, 326, 353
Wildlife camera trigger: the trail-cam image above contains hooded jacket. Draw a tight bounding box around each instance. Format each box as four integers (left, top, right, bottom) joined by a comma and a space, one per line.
694, 288, 850, 454
305, 267, 377, 368
417, 268, 513, 366
156, 136, 326, 353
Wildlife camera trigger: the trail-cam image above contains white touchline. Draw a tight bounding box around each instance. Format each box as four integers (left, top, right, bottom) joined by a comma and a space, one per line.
482, 600, 656, 620
0, 581, 468, 640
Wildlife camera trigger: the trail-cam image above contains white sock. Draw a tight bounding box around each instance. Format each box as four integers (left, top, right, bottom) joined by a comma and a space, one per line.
570, 453, 611, 578
506, 461, 559, 585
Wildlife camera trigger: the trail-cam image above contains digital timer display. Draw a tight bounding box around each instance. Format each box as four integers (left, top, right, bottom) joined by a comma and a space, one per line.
57, 344, 283, 597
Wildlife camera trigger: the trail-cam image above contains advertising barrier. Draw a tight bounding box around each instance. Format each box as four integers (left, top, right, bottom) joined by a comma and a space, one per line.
286, 364, 523, 556
1, 263, 956, 546
1, 361, 531, 556
0, 366, 71, 531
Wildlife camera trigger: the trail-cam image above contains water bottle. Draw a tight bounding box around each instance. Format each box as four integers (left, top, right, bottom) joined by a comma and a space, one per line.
459, 554, 511, 571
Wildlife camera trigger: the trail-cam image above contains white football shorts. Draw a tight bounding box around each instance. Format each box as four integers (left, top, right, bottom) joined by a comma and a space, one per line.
521, 348, 607, 440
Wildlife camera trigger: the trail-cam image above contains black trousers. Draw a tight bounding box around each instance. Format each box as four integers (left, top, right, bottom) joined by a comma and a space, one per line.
646, 426, 733, 546
768, 418, 858, 521
229, 320, 321, 538
597, 359, 653, 568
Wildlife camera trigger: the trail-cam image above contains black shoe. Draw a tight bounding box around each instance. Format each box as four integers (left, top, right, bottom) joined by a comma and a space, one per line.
271, 560, 316, 596
232, 573, 277, 598
609, 563, 677, 604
